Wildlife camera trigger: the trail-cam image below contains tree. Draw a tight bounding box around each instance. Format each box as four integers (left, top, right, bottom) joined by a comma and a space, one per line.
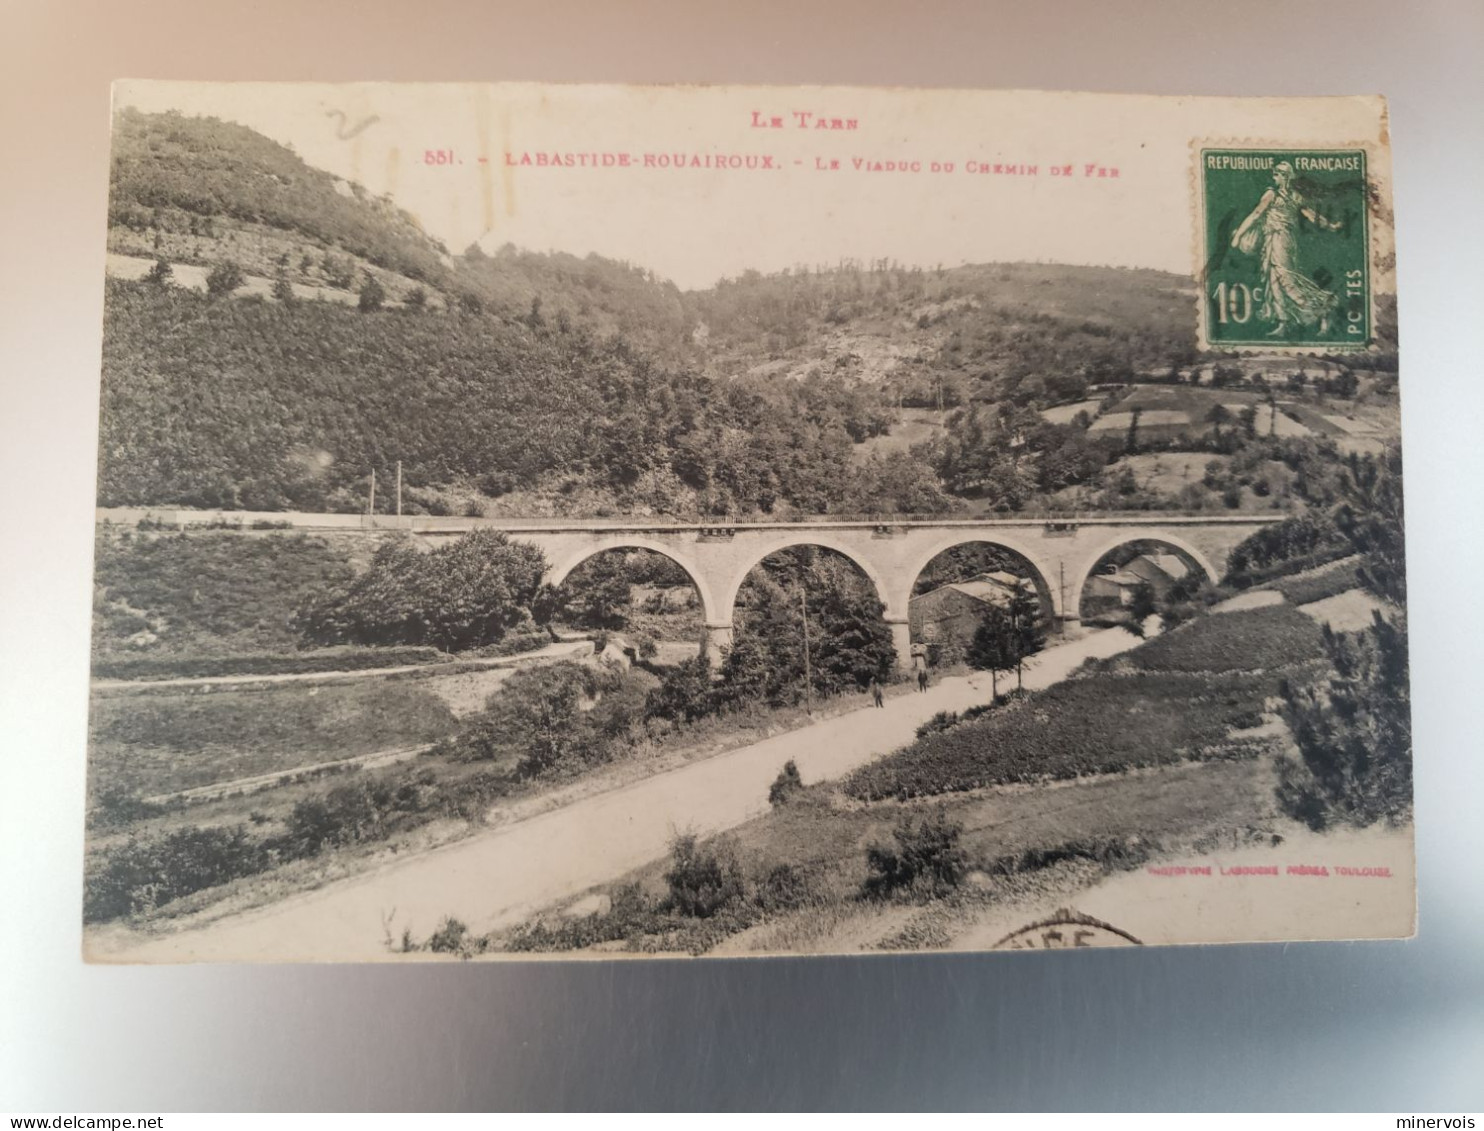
1124, 406, 1143, 455
1127, 581, 1158, 631
1005, 581, 1046, 692
1273, 444, 1409, 830
966, 602, 1016, 698
645, 656, 717, 723
294, 530, 547, 651
358, 273, 386, 312
447, 663, 602, 776
205, 260, 245, 299
403, 286, 427, 310
967, 581, 1044, 694
144, 257, 173, 287
1205, 403, 1232, 438
553, 553, 635, 630
272, 269, 295, 303
1276, 614, 1411, 830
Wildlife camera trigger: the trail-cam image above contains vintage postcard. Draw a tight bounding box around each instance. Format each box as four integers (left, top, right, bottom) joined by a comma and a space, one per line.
85, 82, 1411, 962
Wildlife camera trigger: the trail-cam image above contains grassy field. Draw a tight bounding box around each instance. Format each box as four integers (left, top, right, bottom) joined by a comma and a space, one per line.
93, 529, 355, 657
852, 408, 951, 460
87, 681, 459, 798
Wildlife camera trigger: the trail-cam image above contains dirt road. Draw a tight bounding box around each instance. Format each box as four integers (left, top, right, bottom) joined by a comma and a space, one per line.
92, 627, 1144, 963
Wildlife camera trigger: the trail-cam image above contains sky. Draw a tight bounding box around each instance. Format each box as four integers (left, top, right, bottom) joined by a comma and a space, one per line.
115, 81, 1392, 291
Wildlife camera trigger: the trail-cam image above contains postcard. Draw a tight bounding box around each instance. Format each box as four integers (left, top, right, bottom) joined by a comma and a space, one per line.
85, 82, 1411, 960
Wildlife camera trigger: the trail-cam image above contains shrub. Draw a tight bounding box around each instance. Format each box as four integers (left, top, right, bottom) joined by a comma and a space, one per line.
664, 833, 744, 918
1276, 615, 1412, 831
440, 662, 645, 778
916, 710, 961, 739
205, 260, 246, 298
295, 530, 547, 652
281, 779, 399, 856
87, 786, 169, 829
754, 863, 814, 911
863, 811, 968, 899
84, 825, 270, 922
427, 917, 469, 954
358, 274, 386, 312
767, 760, 804, 806
645, 656, 717, 723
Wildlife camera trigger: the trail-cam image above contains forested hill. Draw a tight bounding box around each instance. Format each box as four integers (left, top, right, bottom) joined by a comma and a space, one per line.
109, 108, 453, 287
107, 109, 700, 356
690, 260, 1198, 404
101, 109, 1256, 519
98, 280, 934, 517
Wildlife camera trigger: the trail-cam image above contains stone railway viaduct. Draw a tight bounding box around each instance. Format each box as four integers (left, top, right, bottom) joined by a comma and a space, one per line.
101, 508, 1281, 671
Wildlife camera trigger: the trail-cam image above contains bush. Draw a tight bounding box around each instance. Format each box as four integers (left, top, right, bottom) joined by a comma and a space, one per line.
427, 917, 469, 954
768, 760, 804, 806
87, 787, 169, 829
205, 260, 246, 298
440, 662, 645, 778
357, 274, 386, 312
1276, 615, 1412, 831
645, 656, 717, 723
1268, 558, 1363, 606
863, 811, 968, 899
916, 710, 961, 739
664, 833, 744, 918
84, 825, 269, 922
295, 530, 547, 652
754, 863, 814, 911
281, 778, 400, 856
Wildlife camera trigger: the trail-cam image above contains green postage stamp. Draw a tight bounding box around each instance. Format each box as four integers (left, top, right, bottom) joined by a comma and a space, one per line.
1199, 147, 1371, 350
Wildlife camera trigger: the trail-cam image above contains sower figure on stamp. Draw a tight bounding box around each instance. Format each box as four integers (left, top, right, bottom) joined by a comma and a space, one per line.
1230, 161, 1344, 337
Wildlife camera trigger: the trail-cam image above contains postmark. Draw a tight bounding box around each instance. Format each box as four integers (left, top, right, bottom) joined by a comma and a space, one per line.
1198, 146, 1371, 351
991, 907, 1143, 950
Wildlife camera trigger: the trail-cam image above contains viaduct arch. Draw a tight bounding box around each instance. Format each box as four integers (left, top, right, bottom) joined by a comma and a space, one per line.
99, 508, 1280, 672
416, 515, 1275, 670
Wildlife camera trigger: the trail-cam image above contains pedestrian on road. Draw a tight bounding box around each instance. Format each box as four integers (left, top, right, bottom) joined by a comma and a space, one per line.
870, 678, 884, 708
917, 668, 929, 693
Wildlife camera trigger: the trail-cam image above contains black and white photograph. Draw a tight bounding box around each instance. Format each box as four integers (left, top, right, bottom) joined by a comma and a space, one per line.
80, 81, 1413, 963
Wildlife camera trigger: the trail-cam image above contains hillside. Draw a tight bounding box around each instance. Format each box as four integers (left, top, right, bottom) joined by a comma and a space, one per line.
99, 109, 1396, 519
98, 279, 921, 516
690, 261, 1200, 406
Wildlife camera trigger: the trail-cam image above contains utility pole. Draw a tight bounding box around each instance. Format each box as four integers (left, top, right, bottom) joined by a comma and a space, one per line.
368, 468, 376, 519
395, 460, 402, 517
800, 585, 813, 716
